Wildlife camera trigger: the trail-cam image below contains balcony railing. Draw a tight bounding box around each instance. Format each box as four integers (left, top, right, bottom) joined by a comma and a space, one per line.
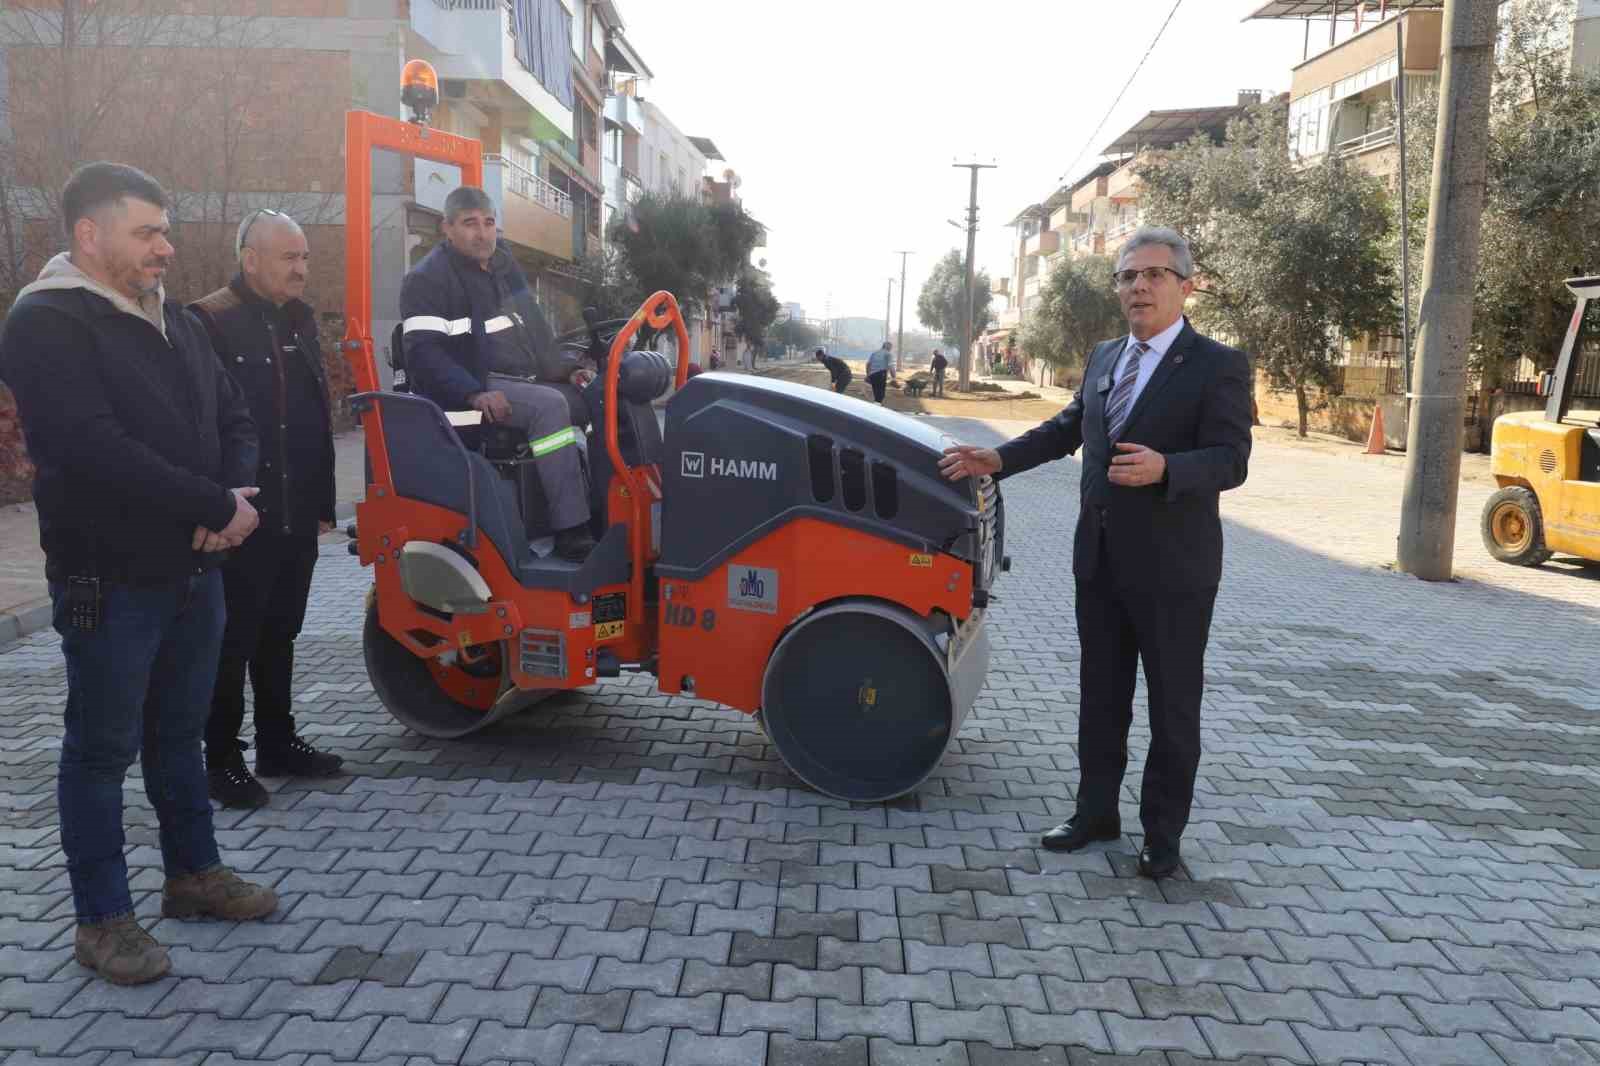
1337, 126, 1397, 155
485, 153, 573, 218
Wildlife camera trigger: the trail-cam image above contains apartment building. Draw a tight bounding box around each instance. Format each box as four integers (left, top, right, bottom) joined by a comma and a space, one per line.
989, 100, 1248, 377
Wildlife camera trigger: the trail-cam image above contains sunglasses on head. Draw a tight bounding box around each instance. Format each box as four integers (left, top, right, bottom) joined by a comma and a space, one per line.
236, 208, 286, 256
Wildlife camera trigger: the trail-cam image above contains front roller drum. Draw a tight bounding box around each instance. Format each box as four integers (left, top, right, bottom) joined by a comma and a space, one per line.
760, 600, 990, 802
363, 601, 549, 739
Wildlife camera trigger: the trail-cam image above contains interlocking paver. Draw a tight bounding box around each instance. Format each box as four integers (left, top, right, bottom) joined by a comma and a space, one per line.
563, 1024, 669, 1066
5, 415, 1600, 1066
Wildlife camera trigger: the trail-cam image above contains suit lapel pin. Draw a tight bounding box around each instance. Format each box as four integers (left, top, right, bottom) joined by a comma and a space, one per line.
1174, 355, 1185, 365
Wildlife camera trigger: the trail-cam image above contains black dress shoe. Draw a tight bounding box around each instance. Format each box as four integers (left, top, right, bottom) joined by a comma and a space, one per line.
1041, 815, 1121, 852
1137, 843, 1182, 879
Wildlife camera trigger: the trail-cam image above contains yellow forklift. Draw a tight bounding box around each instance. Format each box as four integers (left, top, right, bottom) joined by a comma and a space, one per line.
1481, 275, 1600, 567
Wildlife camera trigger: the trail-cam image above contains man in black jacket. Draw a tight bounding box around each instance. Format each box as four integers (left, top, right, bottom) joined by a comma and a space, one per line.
815, 347, 851, 393
401, 186, 593, 560
940, 227, 1252, 879
0, 163, 279, 985
930, 349, 948, 397
189, 209, 343, 809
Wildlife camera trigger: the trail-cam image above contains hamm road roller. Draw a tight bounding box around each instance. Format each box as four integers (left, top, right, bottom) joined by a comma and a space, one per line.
337, 72, 1005, 801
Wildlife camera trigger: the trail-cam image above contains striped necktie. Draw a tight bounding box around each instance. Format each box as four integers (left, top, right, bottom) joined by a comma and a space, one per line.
1105, 341, 1150, 442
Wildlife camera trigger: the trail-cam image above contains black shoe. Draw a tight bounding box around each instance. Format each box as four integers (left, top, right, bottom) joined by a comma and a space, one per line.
207, 745, 269, 809
1137, 842, 1182, 880
256, 735, 345, 778
1041, 815, 1121, 852
554, 525, 596, 562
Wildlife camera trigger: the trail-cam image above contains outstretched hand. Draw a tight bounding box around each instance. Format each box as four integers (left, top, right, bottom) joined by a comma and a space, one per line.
938, 444, 1002, 481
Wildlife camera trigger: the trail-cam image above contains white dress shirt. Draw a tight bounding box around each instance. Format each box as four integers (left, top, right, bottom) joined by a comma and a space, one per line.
1111, 315, 1186, 411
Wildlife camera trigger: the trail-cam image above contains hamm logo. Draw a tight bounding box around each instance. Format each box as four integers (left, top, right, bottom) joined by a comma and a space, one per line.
680, 452, 778, 481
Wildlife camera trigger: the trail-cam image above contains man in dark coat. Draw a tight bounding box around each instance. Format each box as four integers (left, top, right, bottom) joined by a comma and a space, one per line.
189, 208, 343, 809
0, 163, 278, 985
815, 347, 851, 393
939, 226, 1252, 879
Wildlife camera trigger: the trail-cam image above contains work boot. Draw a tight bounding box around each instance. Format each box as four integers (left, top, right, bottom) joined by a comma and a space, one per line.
162, 865, 278, 921
255, 734, 345, 778
554, 524, 596, 562
75, 915, 170, 985
207, 742, 268, 809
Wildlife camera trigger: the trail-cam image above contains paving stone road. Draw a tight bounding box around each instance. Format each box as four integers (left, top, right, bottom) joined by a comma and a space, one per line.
0, 414, 1597, 1066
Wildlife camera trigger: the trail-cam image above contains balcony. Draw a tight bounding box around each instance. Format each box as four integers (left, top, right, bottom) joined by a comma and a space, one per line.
1106, 156, 1145, 202
1024, 229, 1060, 258
605, 92, 644, 135
602, 158, 645, 208
1290, 10, 1442, 102
410, 0, 573, 140
416, 152, 573, 260
1048, 204, 1084, 235
1071, 176, 1108, 214
1071, 231, 1105, 256
1337, 125, 1396, 156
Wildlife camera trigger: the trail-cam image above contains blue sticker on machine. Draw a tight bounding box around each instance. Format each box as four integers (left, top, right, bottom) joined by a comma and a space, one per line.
728, 565, 778, 614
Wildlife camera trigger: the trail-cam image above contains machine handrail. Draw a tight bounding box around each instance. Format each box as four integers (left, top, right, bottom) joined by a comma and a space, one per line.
603, 291, 692, 622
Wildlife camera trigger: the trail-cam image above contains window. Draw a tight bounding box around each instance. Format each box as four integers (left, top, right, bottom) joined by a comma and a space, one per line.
576, 101, 599, 149
606, 127, 621, 165
591, 10, 605, 57
571, 0, 586, 57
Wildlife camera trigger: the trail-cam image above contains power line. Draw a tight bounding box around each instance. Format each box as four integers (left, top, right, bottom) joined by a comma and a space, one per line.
1056, 0, 1186, 184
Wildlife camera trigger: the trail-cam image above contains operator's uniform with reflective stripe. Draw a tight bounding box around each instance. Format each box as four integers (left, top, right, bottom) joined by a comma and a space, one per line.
399, 243, 589, 533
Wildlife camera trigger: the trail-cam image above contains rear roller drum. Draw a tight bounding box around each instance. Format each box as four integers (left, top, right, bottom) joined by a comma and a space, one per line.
760, 600, 987, 802
363, 600, 546, 738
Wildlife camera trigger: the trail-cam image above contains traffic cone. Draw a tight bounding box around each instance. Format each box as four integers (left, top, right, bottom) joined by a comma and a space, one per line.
1364, 404, 1386, 455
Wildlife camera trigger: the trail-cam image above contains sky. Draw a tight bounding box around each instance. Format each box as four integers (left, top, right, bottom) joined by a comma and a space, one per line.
620, 0, 1311, 327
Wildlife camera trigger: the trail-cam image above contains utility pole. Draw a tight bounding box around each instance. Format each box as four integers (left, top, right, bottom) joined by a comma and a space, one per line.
953, 162, 997, 392
894, 251, 912, 372
1397, 0, 1498, 581
884, 277, 894, 346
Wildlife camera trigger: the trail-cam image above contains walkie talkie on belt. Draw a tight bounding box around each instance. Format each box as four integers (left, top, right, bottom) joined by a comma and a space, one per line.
65, 576, 101, 632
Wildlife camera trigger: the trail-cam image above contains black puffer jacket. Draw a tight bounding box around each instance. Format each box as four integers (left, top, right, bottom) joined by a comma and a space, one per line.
0, 267, 258, 584
190, 276, 334, 536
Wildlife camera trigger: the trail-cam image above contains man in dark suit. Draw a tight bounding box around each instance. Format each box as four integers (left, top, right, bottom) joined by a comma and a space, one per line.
939, 227, 1252, 878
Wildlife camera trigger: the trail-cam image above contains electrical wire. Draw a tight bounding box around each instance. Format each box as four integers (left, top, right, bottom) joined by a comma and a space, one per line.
1056, 0, 1187, 184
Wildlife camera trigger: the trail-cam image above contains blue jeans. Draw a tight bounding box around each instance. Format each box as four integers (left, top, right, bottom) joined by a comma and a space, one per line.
51, 571, 225, 922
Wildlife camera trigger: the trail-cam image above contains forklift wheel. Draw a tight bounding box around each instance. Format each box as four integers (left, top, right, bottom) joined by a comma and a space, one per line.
760, 601, 968, 803
363, 600, 546, 738
1481, 486, 1553, 567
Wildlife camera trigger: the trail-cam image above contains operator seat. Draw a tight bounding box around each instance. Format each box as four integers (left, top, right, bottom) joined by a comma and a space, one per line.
363, 348, 674, 596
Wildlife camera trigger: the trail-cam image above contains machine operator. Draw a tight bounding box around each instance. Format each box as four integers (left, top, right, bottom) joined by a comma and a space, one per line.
400, 185, 595, 561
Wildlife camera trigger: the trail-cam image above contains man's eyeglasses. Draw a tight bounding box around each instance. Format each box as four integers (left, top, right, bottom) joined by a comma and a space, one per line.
236, 208, 286, 256
1111, 266, 1188, 289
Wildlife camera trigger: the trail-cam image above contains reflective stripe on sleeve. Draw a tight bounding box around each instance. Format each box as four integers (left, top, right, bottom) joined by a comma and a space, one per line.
484, 315, 515, 334
402, 315, 472, 336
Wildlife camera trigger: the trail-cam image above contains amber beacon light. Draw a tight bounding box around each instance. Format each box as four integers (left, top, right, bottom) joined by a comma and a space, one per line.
400, 60, 439, 125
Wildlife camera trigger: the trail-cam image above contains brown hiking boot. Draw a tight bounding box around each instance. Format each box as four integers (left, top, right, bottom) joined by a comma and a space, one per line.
161, 865, 278, 921
74, 915, 171, 985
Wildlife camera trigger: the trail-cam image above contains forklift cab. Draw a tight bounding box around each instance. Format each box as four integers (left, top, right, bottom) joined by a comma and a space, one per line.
1481, 275, 1600, 567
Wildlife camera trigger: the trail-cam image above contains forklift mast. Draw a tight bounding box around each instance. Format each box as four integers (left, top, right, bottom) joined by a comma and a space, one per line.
1546, 275, 1600, 424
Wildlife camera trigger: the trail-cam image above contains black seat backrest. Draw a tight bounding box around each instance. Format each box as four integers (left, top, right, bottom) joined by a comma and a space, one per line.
357, 391, 529, 574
